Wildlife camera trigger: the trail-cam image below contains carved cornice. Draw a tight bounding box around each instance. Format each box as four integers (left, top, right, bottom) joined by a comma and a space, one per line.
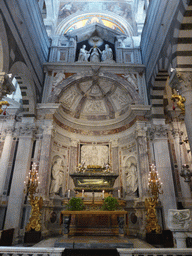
148, 124, 168, 140
169, 70, 192, 92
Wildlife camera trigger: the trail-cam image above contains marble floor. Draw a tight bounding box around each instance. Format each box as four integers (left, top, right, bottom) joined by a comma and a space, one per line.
32, 236, 155, 248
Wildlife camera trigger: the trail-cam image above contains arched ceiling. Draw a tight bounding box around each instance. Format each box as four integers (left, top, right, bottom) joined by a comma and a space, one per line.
58, 76, 133, 122
49, 72, 143, 134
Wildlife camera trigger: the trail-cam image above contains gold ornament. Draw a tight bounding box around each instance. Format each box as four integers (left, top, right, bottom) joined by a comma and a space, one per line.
24, 163, 43, 232
171, 94, 186, 115
145, 164, 163, 234
0, 101, 9, 114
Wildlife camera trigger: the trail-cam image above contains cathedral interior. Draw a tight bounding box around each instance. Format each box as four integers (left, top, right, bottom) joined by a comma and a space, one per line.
0, 0, 192, 247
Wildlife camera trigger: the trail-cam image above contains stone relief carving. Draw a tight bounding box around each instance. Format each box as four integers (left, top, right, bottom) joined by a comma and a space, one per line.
168, 209, 191, 231
83, 99, 106, 114
50, 157, 65, 196
122, 73, 138, 90
81, 145, 109, 167
60, 87, 79, 108
52, 72, 65, 88
111, 87, 130, 109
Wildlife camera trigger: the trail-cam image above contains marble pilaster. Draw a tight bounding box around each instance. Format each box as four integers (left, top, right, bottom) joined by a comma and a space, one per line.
135, 121, 149, 198
69, 140, 78, 191
0, 121, 14, 196
171, 122, 191, 202
169, 71, 192, 152
149, 119, 177, 228
38, 120, 55, 198
4, 119, 35, 240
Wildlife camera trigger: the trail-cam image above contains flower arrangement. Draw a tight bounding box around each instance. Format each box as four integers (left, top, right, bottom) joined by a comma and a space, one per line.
67, 197, 84, 211
102, 196, 119, 211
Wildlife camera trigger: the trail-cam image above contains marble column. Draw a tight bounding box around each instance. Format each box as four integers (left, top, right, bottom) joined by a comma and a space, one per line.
149, 119, 177, 228
169, 71, 192, 152
171, 122, 191, 203
4, 119, 35, 240
38, 120, 55, 199
0, 122, 14, 196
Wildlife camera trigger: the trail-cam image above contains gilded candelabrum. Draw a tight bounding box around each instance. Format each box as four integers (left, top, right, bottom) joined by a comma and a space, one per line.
0, 101, 9, 114
145, 164, 163, 234
171, 94, 186, 115
24, 163, 43, 232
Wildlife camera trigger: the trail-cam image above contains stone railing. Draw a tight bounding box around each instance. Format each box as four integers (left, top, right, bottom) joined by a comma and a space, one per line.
118, 248, 192, 256
0, 247, 64, 256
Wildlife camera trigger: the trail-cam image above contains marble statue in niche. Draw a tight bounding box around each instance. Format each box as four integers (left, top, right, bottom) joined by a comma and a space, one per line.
50, 157, 64, 196
78, 45, 90, 62
125, 157, 138, 196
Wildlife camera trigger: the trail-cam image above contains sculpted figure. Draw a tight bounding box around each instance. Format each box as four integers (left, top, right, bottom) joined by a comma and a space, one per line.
78, 45, 90, 62
101, 44, 113, 62
90, 46, 101, 63
50, 158, 64, 195
125, 161, 138, 195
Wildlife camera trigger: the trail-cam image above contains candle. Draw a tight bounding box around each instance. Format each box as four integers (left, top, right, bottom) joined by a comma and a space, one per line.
82, 189, 84, 198
118, 189, 120, 199
102, 190, 105, 199
68, 189, 70, 199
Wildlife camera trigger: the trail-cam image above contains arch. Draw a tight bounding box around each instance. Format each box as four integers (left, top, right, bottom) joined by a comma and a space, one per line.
9, 62, 36, 115
56, 11, 134, 37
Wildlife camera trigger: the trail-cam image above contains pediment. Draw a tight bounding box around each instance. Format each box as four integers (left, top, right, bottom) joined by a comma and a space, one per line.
66, 23, 125, 44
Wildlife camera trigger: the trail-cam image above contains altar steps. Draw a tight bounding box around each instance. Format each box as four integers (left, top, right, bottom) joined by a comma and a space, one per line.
54, 236, 134, 249
63, 249, 119, 256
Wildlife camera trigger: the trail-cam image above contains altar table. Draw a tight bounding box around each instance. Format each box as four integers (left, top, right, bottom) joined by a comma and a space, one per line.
60, 210, 128, 237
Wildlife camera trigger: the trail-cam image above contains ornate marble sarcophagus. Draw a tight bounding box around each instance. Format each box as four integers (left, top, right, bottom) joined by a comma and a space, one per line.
70, 164, 118, 192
